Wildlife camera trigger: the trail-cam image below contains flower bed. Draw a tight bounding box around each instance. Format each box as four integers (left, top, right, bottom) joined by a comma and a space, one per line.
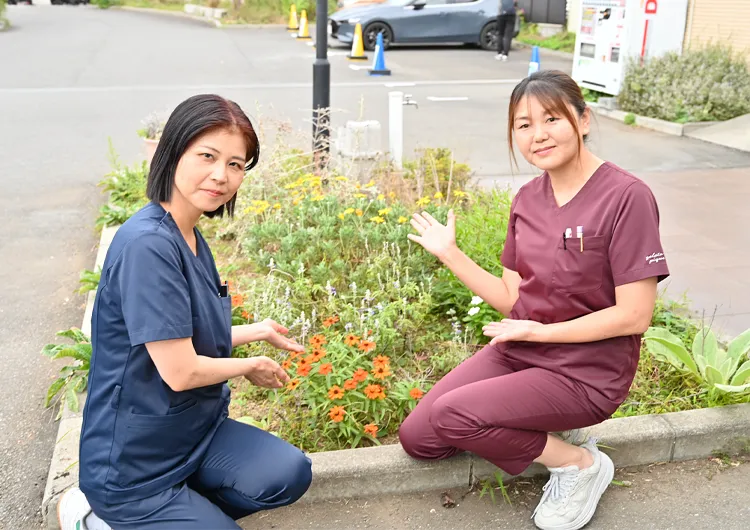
44, 134, 750, 455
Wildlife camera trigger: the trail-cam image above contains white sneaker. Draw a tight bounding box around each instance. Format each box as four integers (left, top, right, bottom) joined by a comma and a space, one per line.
532, 440, 615, 530
57, 487, 92, 530
57, 488, 111, 530
502, 54, 508, 61
495, 54, 504, 60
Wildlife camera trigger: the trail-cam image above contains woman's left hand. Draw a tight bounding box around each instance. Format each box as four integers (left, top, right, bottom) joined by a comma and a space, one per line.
483, 319, 544, 345
257, 319, 305, 353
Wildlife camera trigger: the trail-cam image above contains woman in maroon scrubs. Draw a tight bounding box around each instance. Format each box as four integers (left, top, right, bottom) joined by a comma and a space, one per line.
400, 70, 669, 530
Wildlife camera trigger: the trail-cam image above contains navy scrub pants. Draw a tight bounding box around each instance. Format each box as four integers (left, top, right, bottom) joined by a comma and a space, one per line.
398, 344, 611, 475
89, 419, 313, 529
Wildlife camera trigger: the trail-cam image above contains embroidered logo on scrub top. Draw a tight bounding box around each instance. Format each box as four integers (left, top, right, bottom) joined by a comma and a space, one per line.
646, 252, 665, 264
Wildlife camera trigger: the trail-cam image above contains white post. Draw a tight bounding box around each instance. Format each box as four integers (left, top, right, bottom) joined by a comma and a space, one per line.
388, 91, 404, 170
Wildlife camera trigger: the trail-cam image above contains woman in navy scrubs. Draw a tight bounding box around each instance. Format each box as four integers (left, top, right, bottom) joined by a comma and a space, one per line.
57, 94, 312, 530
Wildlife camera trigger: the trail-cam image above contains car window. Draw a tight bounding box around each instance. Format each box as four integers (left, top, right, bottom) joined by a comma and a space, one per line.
450, 0, 479, 3
424, 0, 450, 5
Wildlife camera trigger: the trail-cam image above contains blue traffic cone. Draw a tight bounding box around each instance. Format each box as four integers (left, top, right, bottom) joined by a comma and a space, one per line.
527, 46, 540, 76
369, 32, 391, 76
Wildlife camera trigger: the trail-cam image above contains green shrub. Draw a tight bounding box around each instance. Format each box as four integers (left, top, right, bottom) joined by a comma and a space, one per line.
42, 329, 92, 419
624, 112, 636, 125
618, 44, 750, 123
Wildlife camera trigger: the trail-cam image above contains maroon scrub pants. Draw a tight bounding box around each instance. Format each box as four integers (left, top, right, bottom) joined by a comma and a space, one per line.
398, 344, 612, 475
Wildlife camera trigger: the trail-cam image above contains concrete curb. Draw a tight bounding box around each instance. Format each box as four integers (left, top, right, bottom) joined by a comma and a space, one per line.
588, 103, 719, 137
114, 6, 286, 29
40, 225, 750, 525
41, 225, 119, 530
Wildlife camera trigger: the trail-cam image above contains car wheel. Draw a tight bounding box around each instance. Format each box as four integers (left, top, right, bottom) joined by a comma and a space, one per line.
363, 22, 393, 52
480, 22, 498, 52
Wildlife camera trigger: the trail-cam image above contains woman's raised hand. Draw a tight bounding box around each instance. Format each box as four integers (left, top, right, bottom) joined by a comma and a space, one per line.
408, 209, 457, 260
257, 319, 305, 353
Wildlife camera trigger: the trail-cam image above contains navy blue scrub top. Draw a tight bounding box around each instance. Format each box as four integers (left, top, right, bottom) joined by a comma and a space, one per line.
79, 202, 232, 504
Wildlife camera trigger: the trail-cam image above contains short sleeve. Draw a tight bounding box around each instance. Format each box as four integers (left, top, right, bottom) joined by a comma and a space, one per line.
115, 233, 193, 346
500, 191, 520, 271
609, 182, 670, 286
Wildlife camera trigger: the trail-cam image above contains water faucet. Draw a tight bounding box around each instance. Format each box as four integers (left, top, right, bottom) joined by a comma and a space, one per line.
403, 94, 418, 109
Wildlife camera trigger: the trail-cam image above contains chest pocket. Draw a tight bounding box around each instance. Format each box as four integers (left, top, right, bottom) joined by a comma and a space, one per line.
551, 235, 607, 294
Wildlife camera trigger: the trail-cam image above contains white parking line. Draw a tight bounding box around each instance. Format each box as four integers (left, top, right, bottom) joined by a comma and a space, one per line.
0, 79, 522, 95
427, 96, 470, 102
385, 83, 417, 87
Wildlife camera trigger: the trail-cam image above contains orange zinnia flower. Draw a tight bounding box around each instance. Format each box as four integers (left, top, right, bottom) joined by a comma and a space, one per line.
343, 379, 357, 391
329, 406, 346, 423
297, 365, 311, 377
310, 334, 327, 348
364, 423, 378, 437
372, 364, 392, 380
318, 363, 333, 375
241, 310, 250, 320
373, 355, 390, 368
231, 294, 244, 307
364, 384, 383, 400
352, 368, 368, 382
344, 334, 360, 347
322, 315, 340, 328
359, 340, 376, 353
281, 360, 292, 370
328, 385, 345, 400
409, 388, 424, 400
297, 356, 313, 368
311, 348, 327, 362
287, 379, 300, 391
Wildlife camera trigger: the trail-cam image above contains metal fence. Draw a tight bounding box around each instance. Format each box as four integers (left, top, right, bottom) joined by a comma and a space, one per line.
517, 0, 568, 25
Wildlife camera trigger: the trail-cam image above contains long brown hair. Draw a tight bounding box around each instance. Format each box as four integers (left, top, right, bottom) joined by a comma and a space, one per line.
507, 70, 588, 168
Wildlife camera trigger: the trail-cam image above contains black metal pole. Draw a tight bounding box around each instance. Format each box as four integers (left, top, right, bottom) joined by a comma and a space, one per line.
312, 0, 331, 171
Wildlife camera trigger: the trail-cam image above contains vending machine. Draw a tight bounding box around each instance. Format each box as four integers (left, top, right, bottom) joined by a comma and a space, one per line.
571, 0, 690, 95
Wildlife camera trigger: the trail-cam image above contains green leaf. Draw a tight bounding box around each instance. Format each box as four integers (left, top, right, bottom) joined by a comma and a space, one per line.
718, 356, 740, 384
644, 337, 699, 375
65, 386, 79, 413
692, 328, 718, 366
714, 382, 750, 394
56, 328, 90, 344
52, 346, 90, 363
730, 360, 750, 386
727, 328, 750, 360
45, 378, 67, 407
705, 365, 726, 386
41, 344, 61, 357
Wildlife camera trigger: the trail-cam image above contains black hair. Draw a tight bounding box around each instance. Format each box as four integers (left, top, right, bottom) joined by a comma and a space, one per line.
147, 94, 260, 218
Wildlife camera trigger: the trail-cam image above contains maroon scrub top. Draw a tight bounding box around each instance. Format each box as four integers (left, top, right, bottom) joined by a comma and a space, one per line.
500, 162, 670, 414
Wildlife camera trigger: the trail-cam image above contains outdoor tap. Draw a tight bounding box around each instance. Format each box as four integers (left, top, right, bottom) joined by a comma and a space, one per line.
403, 94, 418, 109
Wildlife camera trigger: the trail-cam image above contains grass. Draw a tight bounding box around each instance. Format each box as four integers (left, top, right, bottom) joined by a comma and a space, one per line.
120, 0, 184, 11
516, 23, 576, 54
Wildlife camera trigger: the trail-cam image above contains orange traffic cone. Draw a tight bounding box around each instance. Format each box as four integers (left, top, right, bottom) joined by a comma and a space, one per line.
348, 23, 368, 60
296, 10, 311, 40
287, 4, 298, 31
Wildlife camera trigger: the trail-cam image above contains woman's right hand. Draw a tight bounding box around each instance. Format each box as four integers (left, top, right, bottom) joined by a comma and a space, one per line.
244, 356, 290, 389
408, 209, 457, 260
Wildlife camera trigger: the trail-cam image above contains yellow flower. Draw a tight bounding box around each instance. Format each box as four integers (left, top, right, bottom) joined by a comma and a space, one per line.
378, 207, 391, 216
453, 190, 467, 197
416, 197, 431, 207
355, 209, 363, 217
273, 203, 281, 210
377, 194, 385, 201
355, 183, 361, 190
338, 213, 345, 220
335, 176, 349, 182
354, 193, 367, 199
243, 207, 253, 214
311, 195, 325, 202
370, 216, 385, 224
344, 208, 355, 215
388, 191, 396, 199
293, 197, 303, 206
433, 192, 443, 199
364, 179, 375, 188
398, 216, 408, 224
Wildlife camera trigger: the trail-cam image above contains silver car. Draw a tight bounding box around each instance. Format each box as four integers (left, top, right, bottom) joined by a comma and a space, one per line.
329, 0, 520, 51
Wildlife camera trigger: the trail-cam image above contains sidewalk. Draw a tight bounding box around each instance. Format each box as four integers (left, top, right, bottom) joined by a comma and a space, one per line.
242, 455, 750, 529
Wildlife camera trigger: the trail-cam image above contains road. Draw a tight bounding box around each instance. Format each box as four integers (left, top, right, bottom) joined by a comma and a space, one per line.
247, 455, 750, 529
1, 5, 749, 527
